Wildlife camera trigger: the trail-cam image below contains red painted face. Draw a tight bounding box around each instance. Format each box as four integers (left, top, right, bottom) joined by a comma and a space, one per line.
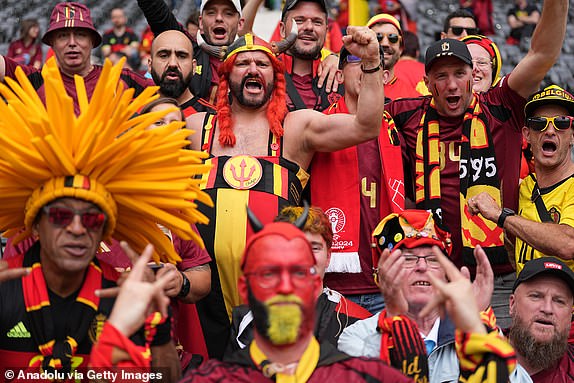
240, 231, 321, 344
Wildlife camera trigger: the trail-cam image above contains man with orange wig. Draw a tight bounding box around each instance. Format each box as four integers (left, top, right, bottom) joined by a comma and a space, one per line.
186, 26, 385, 358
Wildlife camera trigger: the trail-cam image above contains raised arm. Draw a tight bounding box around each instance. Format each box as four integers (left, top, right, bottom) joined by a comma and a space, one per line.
285, 26, 383, 163
508, 0, 568, 98
137, 0, 186, 35
421, 247, 517, 383
239, 0, 264, 36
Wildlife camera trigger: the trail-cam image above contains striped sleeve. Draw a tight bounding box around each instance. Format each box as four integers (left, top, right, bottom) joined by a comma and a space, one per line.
456, 330, 516, 383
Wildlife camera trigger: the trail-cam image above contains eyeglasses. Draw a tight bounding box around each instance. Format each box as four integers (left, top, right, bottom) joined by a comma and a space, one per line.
472, 58, 492, 69
526, 116, 574, 132
42, 205, 106, 231
245, 265, 317, 289
449, 26, 478, 36
376, 32, 400, 44
402, 254, 441, 269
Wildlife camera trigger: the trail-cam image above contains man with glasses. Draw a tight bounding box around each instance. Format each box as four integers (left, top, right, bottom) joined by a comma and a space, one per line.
90, 210, 517, 382
461, 34, 502, 93
386, 0, 568, 329
0, 59, 211, 378
338, 210, 497, 382
469, 85, 574, 275
92, 215, 417, 382
367, 13, 425, 99
440, 9, 478, 39
225, 206, 371, 355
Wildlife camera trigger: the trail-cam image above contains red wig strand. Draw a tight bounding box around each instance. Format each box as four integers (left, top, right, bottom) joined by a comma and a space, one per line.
216, 56, 236, 147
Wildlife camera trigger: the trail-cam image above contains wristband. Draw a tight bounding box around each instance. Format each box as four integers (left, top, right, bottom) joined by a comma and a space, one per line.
178, 271, 191, 298
497, 208, 515, 228
361, 62, 382, 73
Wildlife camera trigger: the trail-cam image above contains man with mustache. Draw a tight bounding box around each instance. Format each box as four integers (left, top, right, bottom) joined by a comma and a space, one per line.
225, 206, 371, 355
138, 0, 244, 104
139, 0, 342, 108
338, 210, 500, 383
149, 30, 215, 116
469, 85, 574, 275
277, 0, 344, 111
385, 0, 568, 329
507, 257, 574, 382
91, 209, 518, 382
0, 2, 151, 116
186, 26, 384, 359
90, 214, 417, 381
367, 13, 425, 100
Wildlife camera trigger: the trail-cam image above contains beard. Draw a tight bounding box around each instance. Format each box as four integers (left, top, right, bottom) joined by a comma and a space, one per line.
248, 287, 303, 346
383, 48, 400, 70
151, 67, 193, 99
288, 34, 323, 60
229, 74, 274, 109
509, 311, 569, 371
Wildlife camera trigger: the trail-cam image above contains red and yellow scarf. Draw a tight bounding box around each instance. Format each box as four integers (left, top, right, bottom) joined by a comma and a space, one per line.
415, 95, 506, 267
22, 243, 101, 374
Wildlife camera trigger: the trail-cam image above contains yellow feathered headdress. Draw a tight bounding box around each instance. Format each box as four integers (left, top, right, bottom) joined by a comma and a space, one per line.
0, 57, 212, 264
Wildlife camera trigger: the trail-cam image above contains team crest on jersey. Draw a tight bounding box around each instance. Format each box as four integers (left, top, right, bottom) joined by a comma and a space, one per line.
223, 155, 263, 190
88, 313, 107, 344
548, 207, 560, 223
327, 92, 342, 105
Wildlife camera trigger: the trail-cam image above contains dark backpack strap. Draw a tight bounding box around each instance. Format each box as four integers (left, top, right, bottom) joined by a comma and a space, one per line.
530, 174, 553, 222
284, 72, 307, 111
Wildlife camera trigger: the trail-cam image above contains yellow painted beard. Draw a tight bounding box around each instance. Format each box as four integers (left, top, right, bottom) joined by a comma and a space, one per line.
265, 298, 303, 345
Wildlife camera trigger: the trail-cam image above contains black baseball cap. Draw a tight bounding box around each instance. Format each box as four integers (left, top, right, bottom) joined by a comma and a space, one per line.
424, 38, 472, 73
524, 85, 574, 118
282, 0, 328, 20
513, 257, 574, 295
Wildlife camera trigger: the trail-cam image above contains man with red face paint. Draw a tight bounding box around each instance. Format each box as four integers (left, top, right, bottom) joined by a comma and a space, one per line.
187, 27, 385, 359
385, 0, 568, 329
92, 211, 520, 382
91, 215, 417, 382
225, 206, 372, 355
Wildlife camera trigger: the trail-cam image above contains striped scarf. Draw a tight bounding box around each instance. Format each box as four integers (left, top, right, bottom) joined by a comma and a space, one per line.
22, 243, 101, 374
415, 95, 506, 267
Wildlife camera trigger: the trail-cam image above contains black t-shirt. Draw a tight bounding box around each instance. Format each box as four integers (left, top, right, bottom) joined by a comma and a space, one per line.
0, 250, 170, 369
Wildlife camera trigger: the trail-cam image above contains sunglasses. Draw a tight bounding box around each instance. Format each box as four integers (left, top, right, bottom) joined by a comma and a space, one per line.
526, 116, 574, 131
43, 205, 106, 231
449, 26, 478, 36
376, 32, 400, 44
